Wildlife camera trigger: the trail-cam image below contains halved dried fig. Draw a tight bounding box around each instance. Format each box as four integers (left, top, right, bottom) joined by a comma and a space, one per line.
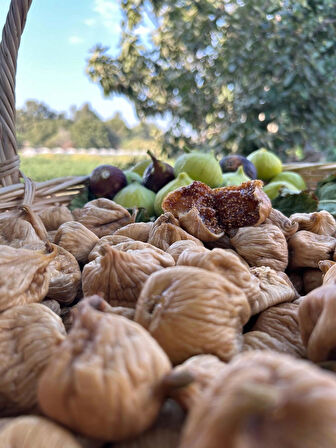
291, 211, 336, 236
169, 355, 226, 410
230, 224, 288, 271
0, 304, 65, 416
299, 284, 336, 362
54, 221, 99, 264
0, 245, 56, 311
177, 246, 259, 313
266, 208, 298, 239
46, 246, 81, 305
249, 266, 298, 315
73, 198, 133, 237
0, 416, 82, 448
37, 297, 171, 441
83, 242, 174, 307
38, 206, 74, 231
179, 351, 336, 448
288, 230, 336, 269
252, 301, 305, 358
135, 266, 250, 363
148, 213, 202, 251
113, 221, 153, 242
162, 180, 271, 242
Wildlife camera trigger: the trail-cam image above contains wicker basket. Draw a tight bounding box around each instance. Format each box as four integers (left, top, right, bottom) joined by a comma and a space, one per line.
0, 0, 335, 214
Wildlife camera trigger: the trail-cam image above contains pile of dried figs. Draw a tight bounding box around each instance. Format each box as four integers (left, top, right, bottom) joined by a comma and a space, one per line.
2, 179, 336, 447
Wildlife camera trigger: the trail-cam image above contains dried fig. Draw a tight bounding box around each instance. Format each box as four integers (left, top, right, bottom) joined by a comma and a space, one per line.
113, 221, 154, 242
291, 210, 336, 236
135, 266, 250, 363
54, 221, 99, 264
41, 299, 61, 315
252, 301, 306, 358
38, 205, 74, 231
230, 224, 288, 271
88, 235, 137, 260
167, 240, 204, 263
0, 416, 81, 447
303, 268, 323, 294
299, 284, 336, 362
0, 245, 56, 311
46, 245, 81, 305
288, 230, 336, 269
179, 351, 336, 448
113, 399, 185, 448
249, 267, 298, 315
148, 213, 203, 251
169, 355, 226, 410
0, 303, 65, 416
0, 213, 43, 249
38, 297, 171, 441
177, 246, 260, 312
243, 331, 291, 353
266, 208, 298, 239
73, 198, 133, 237
83, 242, 174, 307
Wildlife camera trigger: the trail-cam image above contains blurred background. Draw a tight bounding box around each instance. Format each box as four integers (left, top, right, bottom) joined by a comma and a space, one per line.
1, 0, 335, 180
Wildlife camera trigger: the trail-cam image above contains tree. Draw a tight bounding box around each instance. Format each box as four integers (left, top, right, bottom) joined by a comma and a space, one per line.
105, 112, 131, 140
87, 0, 336, 159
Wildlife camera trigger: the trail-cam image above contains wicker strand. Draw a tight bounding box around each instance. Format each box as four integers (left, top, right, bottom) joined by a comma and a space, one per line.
0, 0, 33, 186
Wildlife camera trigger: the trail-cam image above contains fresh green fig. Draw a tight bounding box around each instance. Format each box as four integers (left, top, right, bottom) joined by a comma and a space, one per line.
124, 170, 143, 184
221, 166, 251, 186
271, 171, 307, 191
247, 148, 282, 181
219, 154, 257, 179
154, 172, 193, 216
263, 181, 300, 200
143, 151, 175, 192
174, 151, 223, 188
113, 183, 156, 216
130, 160, 151, 177
89, 165, 127, 199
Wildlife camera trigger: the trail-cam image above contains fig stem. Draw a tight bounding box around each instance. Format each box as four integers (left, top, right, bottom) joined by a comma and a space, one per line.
147, 150, 158, 165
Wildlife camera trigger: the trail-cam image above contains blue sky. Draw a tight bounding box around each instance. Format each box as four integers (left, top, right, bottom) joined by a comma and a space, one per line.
0, 0, 142, 126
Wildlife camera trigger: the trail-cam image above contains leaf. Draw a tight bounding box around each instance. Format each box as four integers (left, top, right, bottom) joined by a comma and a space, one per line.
318, 200, 336, 217
272, 189, 318, 217
315, 175, 336, 200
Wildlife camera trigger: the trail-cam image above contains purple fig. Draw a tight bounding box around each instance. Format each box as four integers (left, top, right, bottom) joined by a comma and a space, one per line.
219, 155, 257, 180
89, 165, 127, 199
143, 151, 175, 193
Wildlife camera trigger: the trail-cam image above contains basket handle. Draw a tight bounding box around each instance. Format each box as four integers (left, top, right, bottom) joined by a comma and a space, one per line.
0, 0, 33, 187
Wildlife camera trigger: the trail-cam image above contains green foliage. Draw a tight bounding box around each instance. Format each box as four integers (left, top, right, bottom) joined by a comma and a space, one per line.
271, 189, 319, 216
87, 0, 336, 158
16, 100, 162, 151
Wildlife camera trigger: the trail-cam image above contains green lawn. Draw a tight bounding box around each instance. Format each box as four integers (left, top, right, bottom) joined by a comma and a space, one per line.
20, 154, 146, 182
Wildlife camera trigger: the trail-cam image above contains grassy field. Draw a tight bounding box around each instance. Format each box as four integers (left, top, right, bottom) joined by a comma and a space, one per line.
20, 154, 147, 182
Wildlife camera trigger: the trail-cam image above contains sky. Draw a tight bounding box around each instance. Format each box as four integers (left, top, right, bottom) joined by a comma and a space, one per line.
0, 0, 144, 126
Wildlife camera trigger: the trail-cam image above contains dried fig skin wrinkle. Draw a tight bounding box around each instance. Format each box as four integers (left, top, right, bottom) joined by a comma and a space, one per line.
267, 208, 298, 239
54, 221, 99, 264
167, 240, 204, 263
230, 224, 288, 271
135, 266, 250, 364
38, 206, 74, 231
299, 285, 336, 362
291, 210, 336, 236
148, 213, 203, 250
169, 355, 226, 410
0, 245, 56, 311
252, 301, 306, 358
288, 230, 336, 269
113, 221, 154, 242
38, 298, 172, 441
73, 198, 133, 238
179, 351, 336, 448
302, 268, 323, 294
0, 416, 82, 448
162, 180, 271, 240
0, 303, 66, 417
83, 242, 174, 307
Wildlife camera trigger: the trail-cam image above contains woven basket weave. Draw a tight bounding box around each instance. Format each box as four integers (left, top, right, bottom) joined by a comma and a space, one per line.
0, 0, 335, 213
